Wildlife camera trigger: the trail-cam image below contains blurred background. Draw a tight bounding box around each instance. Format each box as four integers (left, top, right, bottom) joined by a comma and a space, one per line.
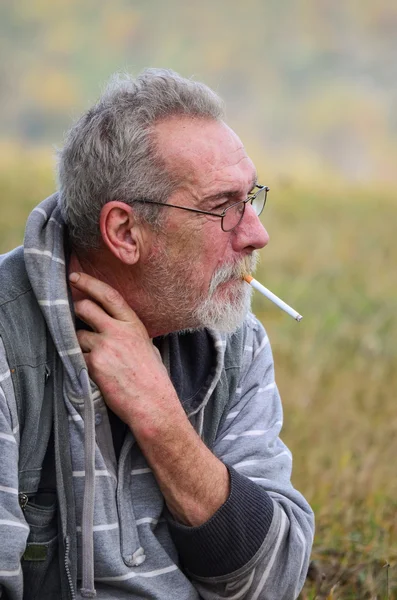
0, 1, 396, 597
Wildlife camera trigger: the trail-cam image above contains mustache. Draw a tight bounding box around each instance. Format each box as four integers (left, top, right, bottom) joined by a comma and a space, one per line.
208, 252, 259, 296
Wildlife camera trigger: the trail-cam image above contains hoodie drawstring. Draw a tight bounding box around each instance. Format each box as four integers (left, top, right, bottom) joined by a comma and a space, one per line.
79, 369, 97, 598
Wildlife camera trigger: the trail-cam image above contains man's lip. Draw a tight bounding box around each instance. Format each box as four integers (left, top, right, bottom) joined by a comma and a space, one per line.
218, 277, 243, 287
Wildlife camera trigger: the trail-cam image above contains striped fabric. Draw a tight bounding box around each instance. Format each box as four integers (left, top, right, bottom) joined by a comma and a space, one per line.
0, 195, 314, 599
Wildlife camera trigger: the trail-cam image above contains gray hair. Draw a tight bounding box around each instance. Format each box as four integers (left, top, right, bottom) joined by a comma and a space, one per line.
57, 68, 225, 250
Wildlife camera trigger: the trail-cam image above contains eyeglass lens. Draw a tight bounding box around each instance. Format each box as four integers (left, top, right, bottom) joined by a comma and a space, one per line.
222, 187, 267, 231
251, 186, 267, 216
222, 203, 244, 231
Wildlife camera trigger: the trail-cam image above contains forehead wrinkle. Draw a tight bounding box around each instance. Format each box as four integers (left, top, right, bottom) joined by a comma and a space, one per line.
188, 141, 247, 170
155, 117, 257, 200
191, 151, 255, 186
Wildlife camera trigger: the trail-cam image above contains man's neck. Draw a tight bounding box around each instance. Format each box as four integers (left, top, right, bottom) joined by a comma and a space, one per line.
67, 248, 198, 339
67, 248, 161, 337
68, 251, 86, 303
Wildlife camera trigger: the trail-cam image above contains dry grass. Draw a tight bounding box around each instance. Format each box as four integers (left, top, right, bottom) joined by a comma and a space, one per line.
1, 149, 396, 598
253, 183, 397, 598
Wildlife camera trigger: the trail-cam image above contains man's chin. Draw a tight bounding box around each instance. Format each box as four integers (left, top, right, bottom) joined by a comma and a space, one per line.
213, 277, 245, 300
192, 286, 252, 333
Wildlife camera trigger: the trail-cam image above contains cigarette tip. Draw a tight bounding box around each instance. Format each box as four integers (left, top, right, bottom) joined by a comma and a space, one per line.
243, 274, 253, 284
296, 315, 303, 322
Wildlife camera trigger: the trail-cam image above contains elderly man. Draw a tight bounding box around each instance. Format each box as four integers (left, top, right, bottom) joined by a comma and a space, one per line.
0, 69, 314, 599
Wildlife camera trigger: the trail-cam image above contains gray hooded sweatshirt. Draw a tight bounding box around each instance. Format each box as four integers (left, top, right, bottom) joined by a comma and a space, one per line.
0, 194, 314, 599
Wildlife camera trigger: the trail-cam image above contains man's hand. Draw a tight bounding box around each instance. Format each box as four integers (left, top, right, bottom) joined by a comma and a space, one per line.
70, 272, 230, 526
70, 271, 181, 437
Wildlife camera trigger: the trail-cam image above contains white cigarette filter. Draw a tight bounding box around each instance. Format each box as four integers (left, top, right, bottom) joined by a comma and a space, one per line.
243, 275, 303, 322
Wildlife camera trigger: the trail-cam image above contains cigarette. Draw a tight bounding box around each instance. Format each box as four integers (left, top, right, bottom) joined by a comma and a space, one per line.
243, 275, 303, 322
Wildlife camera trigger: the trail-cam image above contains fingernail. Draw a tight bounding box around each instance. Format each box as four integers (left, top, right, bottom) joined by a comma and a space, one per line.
69, 272, 81, 283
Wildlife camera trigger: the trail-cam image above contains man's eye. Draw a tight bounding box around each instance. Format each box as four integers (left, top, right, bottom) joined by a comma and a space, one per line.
214, 201, 230, 212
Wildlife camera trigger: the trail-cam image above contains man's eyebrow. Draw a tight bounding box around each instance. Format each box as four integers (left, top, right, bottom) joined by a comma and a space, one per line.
204, 174, 259, 204
204, 190, 240, 203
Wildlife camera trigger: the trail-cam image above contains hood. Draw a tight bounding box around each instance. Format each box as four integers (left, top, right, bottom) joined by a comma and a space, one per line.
23, 193, 87, 398
23, 193, 97, 597
22, 193, 227, 595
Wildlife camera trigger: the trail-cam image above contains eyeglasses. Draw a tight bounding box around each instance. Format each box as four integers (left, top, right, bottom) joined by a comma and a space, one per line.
133, 184, 269, 232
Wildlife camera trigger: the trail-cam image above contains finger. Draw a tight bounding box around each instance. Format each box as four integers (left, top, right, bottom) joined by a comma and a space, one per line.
74, 298, 113, 333
76, 329, 98, 353
69, 272, 136, 323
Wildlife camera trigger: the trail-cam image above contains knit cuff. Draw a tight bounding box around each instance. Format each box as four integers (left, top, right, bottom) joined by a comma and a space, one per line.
167, 466, 274, 578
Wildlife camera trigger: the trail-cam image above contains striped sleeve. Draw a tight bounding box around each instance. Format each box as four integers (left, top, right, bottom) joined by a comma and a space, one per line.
0, 337, 28, 600
190, 316, 314, 600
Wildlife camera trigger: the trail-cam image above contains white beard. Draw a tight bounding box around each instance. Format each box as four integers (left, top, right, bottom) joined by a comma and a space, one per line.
193, 253, 258, 333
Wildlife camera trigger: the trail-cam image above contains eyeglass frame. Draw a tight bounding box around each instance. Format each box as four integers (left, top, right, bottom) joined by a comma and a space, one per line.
132, 184, 269, 232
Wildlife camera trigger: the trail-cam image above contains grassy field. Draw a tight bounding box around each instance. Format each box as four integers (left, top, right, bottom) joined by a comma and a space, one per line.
257, 183, 397, 599
1, 148, 396, 599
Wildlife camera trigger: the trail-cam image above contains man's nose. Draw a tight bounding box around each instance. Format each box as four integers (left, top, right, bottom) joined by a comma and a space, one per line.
231, 204, 270, 252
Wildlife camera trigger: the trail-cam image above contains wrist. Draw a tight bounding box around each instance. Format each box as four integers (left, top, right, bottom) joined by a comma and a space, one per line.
126, 389, 188, 443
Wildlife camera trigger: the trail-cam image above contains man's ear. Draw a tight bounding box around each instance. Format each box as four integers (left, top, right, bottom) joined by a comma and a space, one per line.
99, 201, 143, 265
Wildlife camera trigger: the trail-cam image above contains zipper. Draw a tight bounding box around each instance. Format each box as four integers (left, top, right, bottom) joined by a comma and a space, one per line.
18, 488, 57, 511
18, 492, 29, 510
64, 535, 76, 600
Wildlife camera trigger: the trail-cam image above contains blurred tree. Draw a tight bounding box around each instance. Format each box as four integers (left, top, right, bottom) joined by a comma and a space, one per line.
0, 0, 396, 183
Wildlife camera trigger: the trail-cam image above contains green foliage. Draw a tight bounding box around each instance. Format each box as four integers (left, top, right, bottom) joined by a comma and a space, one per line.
1, 1, 397, 182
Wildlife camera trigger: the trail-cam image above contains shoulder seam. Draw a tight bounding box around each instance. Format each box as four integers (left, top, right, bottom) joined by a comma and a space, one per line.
0, 286, 34, 307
